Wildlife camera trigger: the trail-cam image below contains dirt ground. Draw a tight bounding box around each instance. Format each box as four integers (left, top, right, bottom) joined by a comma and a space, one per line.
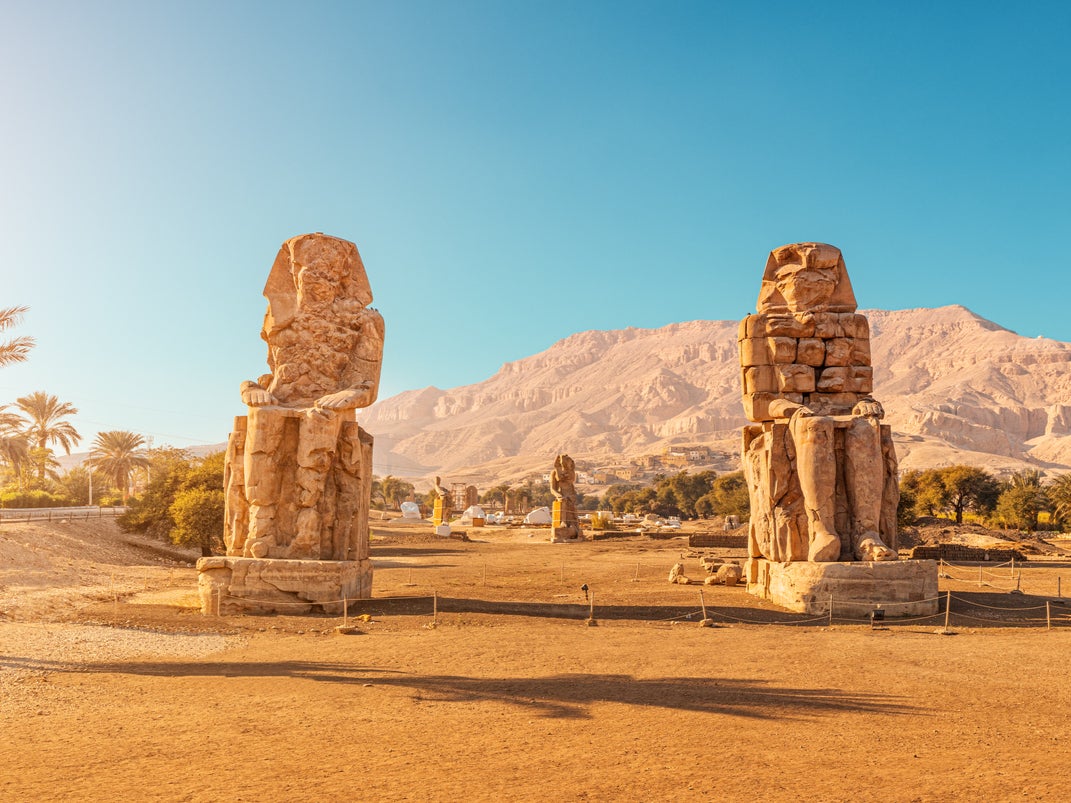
3, 517, 1071, 802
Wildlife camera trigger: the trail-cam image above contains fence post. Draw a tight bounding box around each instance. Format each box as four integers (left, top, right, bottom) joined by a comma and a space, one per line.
433, 590, 438, 623
944, 590, 951, 631
699, 588, 708, 621
828, 593, 833, 626
343, 595, 348, 627
1058, 577, 1062, 599
1047, 601, 1051, 631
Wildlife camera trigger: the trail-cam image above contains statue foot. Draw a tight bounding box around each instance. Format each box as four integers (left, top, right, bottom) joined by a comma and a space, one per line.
808, 526, 841, 562
854, 533, 896, 561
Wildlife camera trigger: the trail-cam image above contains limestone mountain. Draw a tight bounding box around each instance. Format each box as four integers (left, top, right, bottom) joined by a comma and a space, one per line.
361, 305, 1071, 483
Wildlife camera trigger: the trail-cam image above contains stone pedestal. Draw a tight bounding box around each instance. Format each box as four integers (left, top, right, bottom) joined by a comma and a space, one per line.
197, 556, 372, 615
550, 499, 583, 542
745, 558, 938, 617
434, 524, 451, 537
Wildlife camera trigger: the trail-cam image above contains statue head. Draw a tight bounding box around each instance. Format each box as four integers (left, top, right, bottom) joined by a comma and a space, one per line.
262, 233, 373, 336
757, 242, 857, 315
554, 454, 575, 478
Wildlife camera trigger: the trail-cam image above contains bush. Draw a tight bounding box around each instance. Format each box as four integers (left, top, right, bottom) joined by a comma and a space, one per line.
169, 487, 225, 556
0, 489, 74, 508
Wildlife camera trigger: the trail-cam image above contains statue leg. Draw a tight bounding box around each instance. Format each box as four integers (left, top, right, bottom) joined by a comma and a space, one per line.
845, 417, 896, 561
292, 408, 343, 558
243, 407, 287, 558
789, 413, 841, 562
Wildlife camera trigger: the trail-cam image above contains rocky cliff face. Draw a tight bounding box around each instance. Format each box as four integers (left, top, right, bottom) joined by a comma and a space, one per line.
361, 306, 1071, 480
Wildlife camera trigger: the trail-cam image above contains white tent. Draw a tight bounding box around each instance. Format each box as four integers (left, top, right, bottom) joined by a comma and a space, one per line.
524, 506, 552, 525
400, 501, 422, 520
457, 505, 486, 525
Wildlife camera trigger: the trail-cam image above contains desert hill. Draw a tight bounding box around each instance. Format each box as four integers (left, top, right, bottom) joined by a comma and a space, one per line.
361, 305, 1071, 484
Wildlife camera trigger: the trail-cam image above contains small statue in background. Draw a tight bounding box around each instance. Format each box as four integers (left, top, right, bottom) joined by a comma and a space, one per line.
432, 475, 453, 527
550, 453, 582, 542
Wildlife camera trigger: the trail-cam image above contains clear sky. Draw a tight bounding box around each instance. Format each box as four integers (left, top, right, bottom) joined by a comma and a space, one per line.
2, 1, 1069, 452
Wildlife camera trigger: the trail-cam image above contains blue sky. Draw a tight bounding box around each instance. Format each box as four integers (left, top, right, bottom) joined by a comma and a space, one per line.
2, 1, 1069, 450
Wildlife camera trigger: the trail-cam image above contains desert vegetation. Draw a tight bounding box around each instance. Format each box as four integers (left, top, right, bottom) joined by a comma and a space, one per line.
899, 464, 1070, 532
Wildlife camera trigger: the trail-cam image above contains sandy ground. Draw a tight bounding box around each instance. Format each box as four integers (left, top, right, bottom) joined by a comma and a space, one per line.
2, 517, 1071, 802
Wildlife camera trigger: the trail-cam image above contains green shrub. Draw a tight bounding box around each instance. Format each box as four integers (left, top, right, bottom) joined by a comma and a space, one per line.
0, 489, 74, 508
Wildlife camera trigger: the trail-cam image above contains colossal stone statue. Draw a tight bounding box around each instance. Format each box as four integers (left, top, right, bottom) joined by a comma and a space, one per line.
550, 453, 582, 542
739, 242, 898, 565
199, 233, 382, 613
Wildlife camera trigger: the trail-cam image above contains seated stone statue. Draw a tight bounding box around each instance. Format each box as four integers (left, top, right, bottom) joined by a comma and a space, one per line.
224, 233, 384, 561
739, 243, 898, 563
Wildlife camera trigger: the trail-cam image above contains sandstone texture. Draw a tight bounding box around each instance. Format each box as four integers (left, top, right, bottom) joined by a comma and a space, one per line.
197, 557, 372, 615
744, 558, 939, 617
202, 233, 383, 613
740, 243, 898, 564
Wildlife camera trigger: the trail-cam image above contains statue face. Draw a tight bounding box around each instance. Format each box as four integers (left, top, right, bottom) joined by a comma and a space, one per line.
774, 265, 838, 312
297, 267, 338, 308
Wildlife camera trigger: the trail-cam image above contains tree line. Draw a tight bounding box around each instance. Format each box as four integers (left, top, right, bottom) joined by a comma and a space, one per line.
899, 465, 1071, 531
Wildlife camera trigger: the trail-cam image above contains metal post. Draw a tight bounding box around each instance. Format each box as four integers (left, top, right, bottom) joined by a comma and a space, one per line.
433, 591, 438, 622
343, 595, 348, 627
944, 590, 951, 631
589, 591, 595, 621
828, 593, 833, 626
699, 588, 708, 621
1047, 601, 1051, 631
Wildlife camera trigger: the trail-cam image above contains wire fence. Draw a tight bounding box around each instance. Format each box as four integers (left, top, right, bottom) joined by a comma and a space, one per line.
0, 506, 127, 524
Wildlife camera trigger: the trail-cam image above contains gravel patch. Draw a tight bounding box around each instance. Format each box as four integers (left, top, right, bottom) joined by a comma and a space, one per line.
0, 622, 243, 716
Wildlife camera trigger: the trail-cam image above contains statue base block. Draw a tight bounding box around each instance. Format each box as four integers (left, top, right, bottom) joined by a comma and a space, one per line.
197, 557, 372, 616
434, 525, 452, 537
744, 558, 938, 617
551, 526, 583, 543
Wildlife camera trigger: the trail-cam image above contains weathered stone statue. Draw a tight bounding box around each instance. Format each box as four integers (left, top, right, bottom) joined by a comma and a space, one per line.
199, 233, 383, 614
739, 242, 898, 565
550, 453, 582, 542
432, 475, 452, 527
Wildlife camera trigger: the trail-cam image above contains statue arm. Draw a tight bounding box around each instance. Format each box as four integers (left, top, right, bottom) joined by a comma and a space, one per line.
317, 308, 384, 411
315, 380, 377, 411
768, 398, 811, 419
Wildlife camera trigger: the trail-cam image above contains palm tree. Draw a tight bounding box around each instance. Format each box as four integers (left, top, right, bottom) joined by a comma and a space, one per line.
15, 391, 81, 479
0, 306, 35, 368
84, 430, 150, 502
0, 405, 30, 487
1047, 474, 1071, 531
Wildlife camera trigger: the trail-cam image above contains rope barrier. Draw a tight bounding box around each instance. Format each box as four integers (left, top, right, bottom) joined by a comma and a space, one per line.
204, 580, 1071, 629
948, 594, 1049, 611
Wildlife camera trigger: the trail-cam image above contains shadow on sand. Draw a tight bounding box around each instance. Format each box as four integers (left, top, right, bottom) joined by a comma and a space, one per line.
0, 654, 915, 720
